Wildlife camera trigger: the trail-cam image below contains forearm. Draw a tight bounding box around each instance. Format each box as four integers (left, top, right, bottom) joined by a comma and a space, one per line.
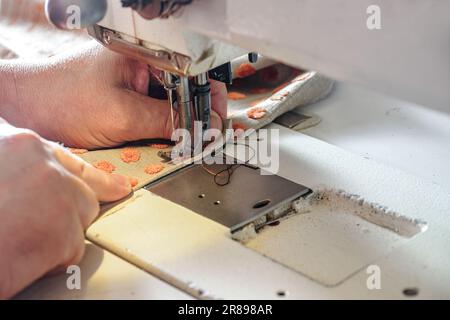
0, 42, 101, 142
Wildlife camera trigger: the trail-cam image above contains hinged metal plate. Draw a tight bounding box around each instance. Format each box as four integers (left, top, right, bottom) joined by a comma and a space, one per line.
147, 164, 310, 232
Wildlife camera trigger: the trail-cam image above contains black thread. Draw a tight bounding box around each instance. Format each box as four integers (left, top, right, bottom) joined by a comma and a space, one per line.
202, 140, 256, 186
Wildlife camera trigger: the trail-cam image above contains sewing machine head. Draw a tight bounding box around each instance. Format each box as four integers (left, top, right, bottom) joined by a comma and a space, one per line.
45, 0, 250, 154
45, 0, 450, 127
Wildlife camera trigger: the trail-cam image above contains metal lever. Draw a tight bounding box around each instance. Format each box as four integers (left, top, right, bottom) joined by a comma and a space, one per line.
45, 0, 107, 30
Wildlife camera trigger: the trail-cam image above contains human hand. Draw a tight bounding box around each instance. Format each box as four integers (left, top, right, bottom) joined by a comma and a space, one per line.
0, 119, 131, 299
0, 41, 227, 149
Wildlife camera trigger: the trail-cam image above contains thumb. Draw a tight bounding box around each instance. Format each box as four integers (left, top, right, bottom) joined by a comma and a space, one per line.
47, 142, 132, 203
119, 90, 178, 141
118, 90, 224, 142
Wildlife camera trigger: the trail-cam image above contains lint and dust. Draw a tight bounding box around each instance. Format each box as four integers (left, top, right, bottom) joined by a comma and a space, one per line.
231, 188, 428, 287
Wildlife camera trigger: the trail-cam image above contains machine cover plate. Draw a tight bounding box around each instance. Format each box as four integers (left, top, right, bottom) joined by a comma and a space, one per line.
147, 164, 310, 231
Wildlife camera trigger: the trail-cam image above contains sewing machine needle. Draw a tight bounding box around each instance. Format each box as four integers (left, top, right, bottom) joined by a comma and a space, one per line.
163, 71, 176, 134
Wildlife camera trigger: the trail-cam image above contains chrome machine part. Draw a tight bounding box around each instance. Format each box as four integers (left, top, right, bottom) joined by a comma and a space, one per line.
163, 71, 177, 133
175, 76, 192, 133
46, 0, 195, 75
193, 72, 211, 131
147, 163, 311, 232
172, 76, 193, 158
163, 72, 208, 160
45, 0, 107, 29
45, 0, 193, 30
88, 25, 192, 76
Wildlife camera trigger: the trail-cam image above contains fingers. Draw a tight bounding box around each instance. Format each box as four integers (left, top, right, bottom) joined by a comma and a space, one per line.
130, 62, 151, 95
47, 223, 86, 275
47, 142, 132, 203
210, 80, 228, 119
117, 90, 178, 141
116, 86, 227, 142
112, 72, 228, 143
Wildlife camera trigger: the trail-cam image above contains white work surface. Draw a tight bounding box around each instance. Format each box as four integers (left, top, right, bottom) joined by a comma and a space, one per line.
18, 82, 450, 300
300, 83, 450, 190
15, 242, 191, 300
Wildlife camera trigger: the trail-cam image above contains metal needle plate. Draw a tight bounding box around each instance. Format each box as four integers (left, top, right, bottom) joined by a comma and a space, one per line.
147, 164, 310, 232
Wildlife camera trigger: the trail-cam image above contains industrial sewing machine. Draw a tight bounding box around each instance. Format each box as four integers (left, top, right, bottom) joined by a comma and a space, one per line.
45, 0, 450, 112
29, 0, 450, 300
47, 0, 252, 157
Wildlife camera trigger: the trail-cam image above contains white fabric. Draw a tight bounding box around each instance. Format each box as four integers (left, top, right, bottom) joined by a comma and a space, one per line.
228, 71, 334, 130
